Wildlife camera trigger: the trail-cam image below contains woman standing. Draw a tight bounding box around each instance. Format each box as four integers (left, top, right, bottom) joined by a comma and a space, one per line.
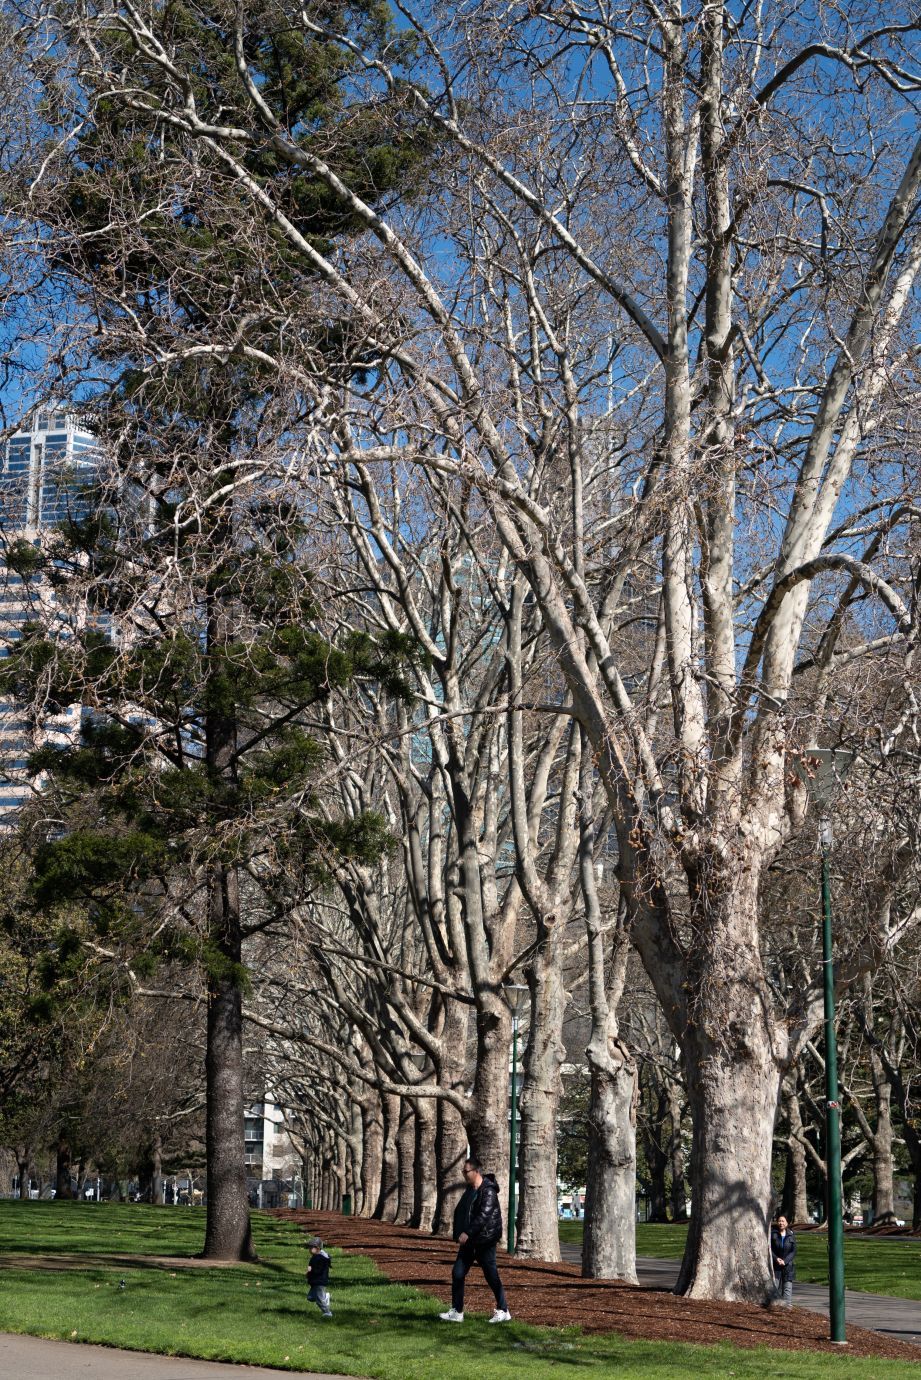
770, 1215, 797, 1306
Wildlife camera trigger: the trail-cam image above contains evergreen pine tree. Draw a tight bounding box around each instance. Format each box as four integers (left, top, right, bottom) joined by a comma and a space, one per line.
6, 0, 430, 1258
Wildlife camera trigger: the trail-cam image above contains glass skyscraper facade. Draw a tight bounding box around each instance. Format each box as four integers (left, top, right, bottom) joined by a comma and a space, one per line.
0, 409, 98, 819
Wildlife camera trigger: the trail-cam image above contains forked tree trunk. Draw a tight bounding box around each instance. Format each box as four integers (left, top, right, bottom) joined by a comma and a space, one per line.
360, 1096, 384, 1217
396, 1099, 416, 1222
515, 950, 565, 1260
411, 1099, 437, 1231
374, 1093, 400, 1221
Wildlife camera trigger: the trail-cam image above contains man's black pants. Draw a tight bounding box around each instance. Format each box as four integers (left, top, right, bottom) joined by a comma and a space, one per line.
452, 1238, 508, 1313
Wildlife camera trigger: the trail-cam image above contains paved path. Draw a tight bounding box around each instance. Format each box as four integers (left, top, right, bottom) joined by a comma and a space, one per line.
0, 1334, 350, 1380
560, 1245, 921, 1347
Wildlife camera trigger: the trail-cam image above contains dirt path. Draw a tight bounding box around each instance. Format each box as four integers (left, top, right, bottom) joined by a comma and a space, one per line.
0, 1334, 347, 1380
558, 1243, 921, 1348
276, 1210, 920, 1364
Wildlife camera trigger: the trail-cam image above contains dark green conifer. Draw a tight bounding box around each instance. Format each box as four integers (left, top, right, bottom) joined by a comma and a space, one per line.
8, 0, 429, 1259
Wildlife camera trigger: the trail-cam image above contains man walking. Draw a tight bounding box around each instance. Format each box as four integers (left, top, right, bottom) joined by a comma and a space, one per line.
439, 1155, 511, 1323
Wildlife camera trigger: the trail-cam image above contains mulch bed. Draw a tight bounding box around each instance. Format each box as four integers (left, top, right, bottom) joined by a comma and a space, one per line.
275, 1210, 919, 1363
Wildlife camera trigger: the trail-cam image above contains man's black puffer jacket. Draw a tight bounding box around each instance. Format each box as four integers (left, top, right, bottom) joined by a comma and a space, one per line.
466, 1173, 503, 1245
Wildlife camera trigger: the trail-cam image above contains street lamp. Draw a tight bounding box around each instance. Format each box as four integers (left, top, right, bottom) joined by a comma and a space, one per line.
798, 746, 854, 1346
504, 983, 528, 1255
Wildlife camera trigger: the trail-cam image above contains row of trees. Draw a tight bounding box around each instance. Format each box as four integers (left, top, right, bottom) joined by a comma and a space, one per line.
4, 877, 919, 1240
0, 0, 919, 1305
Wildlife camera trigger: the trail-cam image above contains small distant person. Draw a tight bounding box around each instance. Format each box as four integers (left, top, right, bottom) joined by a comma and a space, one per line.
439, 1155, 511, 1324
306, 1235, 333, 1319
771, 1214, 796, 1307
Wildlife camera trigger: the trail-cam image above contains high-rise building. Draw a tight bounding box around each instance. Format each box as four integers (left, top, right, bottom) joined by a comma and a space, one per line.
0, 408, 98, 819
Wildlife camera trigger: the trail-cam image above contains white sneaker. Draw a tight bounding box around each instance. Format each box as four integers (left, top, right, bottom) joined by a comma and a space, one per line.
439, 1308, 464, 1322
488, 1309, 512, 1323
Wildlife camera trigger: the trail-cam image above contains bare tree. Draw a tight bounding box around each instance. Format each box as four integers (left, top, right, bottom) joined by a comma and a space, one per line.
9, 0, 921, 1300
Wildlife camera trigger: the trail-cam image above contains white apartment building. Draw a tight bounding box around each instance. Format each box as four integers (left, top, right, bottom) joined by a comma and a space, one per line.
0, 408, 98, 818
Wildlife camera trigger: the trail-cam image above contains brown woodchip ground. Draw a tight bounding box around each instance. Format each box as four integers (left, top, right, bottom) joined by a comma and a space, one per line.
276, 1210, 920, 1363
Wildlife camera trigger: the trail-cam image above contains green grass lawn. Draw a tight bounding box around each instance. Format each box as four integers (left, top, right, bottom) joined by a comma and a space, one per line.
0, 1202, 913, 1379
559, 1221, 921, 1300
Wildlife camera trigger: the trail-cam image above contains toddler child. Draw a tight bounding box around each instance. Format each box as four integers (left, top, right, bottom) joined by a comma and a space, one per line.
306, 1235, 333, 1319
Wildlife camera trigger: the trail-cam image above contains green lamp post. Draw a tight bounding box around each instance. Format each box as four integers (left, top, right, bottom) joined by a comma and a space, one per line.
505, 983, 529, 1255
800, 746, 854, 1346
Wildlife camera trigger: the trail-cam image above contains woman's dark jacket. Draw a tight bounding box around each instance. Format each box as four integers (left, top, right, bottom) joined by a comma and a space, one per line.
452, 1174, 503, 1245
770, 1226, 796, 1282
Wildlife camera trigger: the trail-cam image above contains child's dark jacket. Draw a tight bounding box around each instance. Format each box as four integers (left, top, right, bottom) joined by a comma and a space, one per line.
308, 1250, 331, 1287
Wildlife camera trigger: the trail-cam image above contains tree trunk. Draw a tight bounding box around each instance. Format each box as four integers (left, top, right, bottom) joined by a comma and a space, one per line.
433, 1095, 467, 1236
676, 1019, 779, 1301
666, 1080, 688, 1222
781, 1085, 809, 1224
151, 1133, 164, 1207
16, 1148, 30, 1200
410, 1098, 437, 1232
643, 1088, 670, 1222
202, 861, 255, 1261
870, 1050, 896, 1224
466, 999, 511, 1213
396, 1099, 416, 1223
432, 1014, 469, 1237
349, 1099, 364, 1215
578, 764, 637, 1281
55, 1132, 73, 1200
515, 952, 565, 1260
673, 866, 784, 1297
360, 1096, 384, 1218
336, 1131, 347, 1211
582, 1042, 638, 1281
374, 1093, 400, 1221
201, 572, 254, 1262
